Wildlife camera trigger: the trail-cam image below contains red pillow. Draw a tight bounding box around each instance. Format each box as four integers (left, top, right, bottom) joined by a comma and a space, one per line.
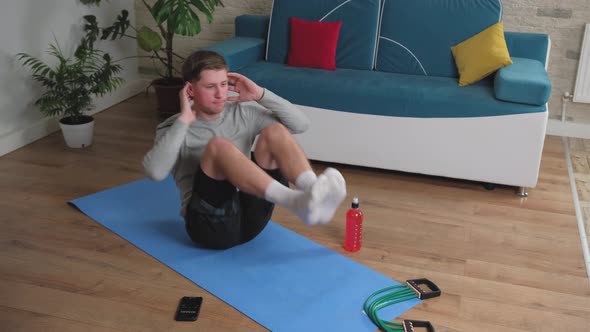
287, 17, 342, 70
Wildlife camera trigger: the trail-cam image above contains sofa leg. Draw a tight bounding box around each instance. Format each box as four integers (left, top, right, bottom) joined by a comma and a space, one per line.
516, 186, 528, 197
483, 183, 496, 191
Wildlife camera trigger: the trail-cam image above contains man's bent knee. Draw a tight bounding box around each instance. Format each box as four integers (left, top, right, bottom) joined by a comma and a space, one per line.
202, 137, 239, 161
201, 137, 236, 180
259, 123, 290, 141
255, 125, 288, 170
205, 137, 234, 155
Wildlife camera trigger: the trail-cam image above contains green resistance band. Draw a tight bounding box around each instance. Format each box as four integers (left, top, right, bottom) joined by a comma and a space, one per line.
363, 278, 441, 332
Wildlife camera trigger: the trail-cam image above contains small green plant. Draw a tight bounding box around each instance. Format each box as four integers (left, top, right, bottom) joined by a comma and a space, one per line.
17, 40, 123, 124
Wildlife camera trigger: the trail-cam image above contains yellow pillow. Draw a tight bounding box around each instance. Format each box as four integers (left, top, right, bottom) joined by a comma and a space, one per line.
451, 21, 512, 86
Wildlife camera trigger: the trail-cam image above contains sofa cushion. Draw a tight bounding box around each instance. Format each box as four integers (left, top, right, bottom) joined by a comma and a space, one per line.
266, 0, 380, 70
238, 61, 546, 118
376, 0, 502, 77
203, 37, 266, 71
494, 57, 551, 106
451, 21, 512, 86
287, 17, 342, 70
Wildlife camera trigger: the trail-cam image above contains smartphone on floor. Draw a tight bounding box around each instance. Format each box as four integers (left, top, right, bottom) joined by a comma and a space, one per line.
175, 296, 203, 321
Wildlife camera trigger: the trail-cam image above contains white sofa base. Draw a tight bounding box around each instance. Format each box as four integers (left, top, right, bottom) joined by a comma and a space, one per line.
293, 105, 548, 189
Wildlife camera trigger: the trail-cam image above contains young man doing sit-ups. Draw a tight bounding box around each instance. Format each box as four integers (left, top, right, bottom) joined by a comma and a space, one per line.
143, 50, 346, 249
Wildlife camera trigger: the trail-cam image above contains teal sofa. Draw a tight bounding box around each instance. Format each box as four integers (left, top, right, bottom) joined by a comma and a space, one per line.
205, 0, 551, 195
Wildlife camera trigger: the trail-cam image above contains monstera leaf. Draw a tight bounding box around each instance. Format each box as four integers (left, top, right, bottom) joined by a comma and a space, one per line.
137, 26, 162, 52
150, 0, 218, 36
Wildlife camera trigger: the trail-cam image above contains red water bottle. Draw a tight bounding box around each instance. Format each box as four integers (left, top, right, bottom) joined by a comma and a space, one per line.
344, 196, 363, 252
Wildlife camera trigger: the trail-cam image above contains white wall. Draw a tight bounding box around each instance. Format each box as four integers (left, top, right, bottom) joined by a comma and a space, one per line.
0, 0, 144, 156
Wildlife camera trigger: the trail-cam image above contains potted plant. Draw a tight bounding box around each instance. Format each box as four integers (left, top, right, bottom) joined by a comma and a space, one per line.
82, 0, 224, 117
17, 39, 123, 148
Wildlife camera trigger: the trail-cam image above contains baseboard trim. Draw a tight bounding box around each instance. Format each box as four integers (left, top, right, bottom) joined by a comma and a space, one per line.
547, 119, 590, 139
0, 78, 147, 157
562, 137, 590, 284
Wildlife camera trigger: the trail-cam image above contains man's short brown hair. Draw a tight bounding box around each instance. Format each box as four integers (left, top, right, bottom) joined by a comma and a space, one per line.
181, 50, 228, 82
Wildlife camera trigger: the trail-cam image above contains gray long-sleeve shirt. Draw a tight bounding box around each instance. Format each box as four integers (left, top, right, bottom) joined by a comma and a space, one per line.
143, 89, 310, 216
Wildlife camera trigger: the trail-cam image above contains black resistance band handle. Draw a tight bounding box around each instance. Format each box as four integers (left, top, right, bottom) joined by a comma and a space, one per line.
406, 278, 441, 300
403, 319, 435, 332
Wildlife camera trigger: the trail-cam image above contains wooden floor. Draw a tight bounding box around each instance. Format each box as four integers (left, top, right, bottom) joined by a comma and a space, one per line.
566, 137, 590, 251
1, 93, 589, 331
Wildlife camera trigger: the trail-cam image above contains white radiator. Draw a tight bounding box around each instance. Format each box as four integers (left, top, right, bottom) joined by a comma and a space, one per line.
573, 23, 590, 103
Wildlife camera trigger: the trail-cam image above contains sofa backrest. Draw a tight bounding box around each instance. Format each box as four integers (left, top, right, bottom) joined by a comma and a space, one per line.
265, 0, 381, 70
375, 0, 503, 77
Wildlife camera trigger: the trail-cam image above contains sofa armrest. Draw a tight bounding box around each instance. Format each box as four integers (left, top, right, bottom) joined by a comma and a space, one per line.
203, 37, 265, 71
235, 15, 270, 39
494, 57, 551, 106
504, 32, 550, 67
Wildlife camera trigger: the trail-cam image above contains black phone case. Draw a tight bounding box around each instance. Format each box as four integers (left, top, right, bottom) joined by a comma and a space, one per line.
175, 296, 203, 321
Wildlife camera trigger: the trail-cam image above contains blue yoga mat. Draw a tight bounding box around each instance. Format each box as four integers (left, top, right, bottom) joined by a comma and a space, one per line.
69, 176, 420, 331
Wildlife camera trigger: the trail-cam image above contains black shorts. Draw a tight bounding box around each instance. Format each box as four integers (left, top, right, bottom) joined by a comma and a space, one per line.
184, 161, 288, 250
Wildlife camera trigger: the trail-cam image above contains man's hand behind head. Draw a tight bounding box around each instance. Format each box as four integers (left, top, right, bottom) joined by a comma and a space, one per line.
227, 72, 264, 103
178, 81, 196, 124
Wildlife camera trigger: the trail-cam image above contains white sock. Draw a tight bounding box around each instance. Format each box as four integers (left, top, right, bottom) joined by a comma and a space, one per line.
264, 180, 321, 225
295, 170, 317, 192
309, 168, 347, 224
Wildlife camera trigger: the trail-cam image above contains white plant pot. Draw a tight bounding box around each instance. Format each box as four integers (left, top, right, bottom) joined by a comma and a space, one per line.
59, 116, 95, 149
